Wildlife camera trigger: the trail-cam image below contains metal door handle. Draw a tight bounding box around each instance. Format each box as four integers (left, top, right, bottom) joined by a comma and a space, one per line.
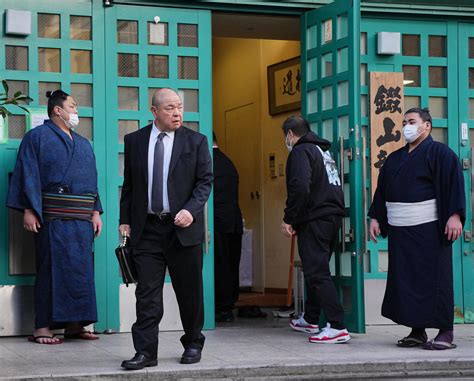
204, 202, 210, 254
362, 136, 368, 254
250, 192, 254, 200
256, 191, 260, 199
339, 137, 346, 253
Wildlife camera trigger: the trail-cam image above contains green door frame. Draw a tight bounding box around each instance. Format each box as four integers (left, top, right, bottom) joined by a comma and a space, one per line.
361, 15, 473, 323
302, 0, 366, 333
102, 3, 214, 331
0, 0, 108, 321
458, 22, 474, 323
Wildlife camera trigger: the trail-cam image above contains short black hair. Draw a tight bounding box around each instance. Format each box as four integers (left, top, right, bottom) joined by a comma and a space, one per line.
282, 115, 310, 137
46, 89, 69, 118
404, 107, 432, 125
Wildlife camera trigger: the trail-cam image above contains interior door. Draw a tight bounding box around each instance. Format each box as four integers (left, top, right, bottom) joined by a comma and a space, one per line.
224, 103, 263, 291
302, 0, 365, 333
458, 22, 474, 324
104, 4, 214, 330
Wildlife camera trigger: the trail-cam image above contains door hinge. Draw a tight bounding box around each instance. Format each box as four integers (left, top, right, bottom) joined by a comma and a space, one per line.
464, 230, 471, 242
345, 228, 355, 242
462, 158, 470, 170
347, 148, 354, 161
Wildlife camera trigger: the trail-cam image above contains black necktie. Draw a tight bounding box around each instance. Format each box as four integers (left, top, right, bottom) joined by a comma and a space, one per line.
151, 132, 166, 214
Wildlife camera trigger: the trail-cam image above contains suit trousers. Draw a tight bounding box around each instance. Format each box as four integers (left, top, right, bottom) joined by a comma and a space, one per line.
131, 215, 205, 359
214, 231, 242, 313
296, 216, 345, 330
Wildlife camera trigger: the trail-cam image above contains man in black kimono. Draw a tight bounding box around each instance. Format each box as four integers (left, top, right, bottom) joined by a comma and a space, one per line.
369, 108, 465, 350
212, 133, 243, 322
281, 116, 350, 344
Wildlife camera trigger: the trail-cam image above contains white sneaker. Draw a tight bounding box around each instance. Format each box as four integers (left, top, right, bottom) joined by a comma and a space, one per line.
309, 324, 351, 344
289, 314, 320, 334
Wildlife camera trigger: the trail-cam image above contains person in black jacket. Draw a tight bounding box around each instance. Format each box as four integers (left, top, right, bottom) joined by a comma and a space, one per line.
213, 133, 243, 322
119, 88, 212, 369
281, 115, 350, 344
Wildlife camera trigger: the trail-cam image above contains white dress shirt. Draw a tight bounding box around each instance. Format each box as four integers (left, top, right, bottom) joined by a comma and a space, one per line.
147, 123, 175, 214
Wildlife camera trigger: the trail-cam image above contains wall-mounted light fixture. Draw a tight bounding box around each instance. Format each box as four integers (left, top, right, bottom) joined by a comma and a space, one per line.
5, 9, 31, 36
377, 32, 401, 55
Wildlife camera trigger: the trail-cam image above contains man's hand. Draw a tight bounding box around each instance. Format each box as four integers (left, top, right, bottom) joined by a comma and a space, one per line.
24, 209, 41, 233
119, 224, 131, 238
174, 209, 193, 228
281, 222, 295, 237
445, 213, 462, 241
92, 211, 102, 237
369, 218, 380, 243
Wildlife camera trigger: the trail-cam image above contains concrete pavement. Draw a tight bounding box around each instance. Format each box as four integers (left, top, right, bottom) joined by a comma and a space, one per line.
0, 315, 473, 380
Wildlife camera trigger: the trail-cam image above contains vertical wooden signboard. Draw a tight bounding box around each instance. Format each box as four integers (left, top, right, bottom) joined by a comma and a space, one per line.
370, 72, 405, 196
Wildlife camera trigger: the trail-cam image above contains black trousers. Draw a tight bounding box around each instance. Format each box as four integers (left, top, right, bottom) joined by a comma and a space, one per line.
296, 216, 345, 330
131, 215, 205, 359
214, 231, 242, 313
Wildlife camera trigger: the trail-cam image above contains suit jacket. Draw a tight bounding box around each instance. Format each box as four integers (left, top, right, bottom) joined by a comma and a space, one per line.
213, 147, 243, 234
120, 124, 213, 247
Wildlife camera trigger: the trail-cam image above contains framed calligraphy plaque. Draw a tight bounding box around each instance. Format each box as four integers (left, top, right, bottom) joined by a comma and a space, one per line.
267, 56, 301, 116
370, 72, 405, 197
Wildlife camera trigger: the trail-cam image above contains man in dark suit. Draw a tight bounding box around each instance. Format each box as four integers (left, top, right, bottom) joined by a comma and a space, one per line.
119, 88, 212, 369
212, 133, 243, 322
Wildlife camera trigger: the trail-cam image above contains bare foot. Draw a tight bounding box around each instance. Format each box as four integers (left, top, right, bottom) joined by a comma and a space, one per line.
33, 327, 61, 344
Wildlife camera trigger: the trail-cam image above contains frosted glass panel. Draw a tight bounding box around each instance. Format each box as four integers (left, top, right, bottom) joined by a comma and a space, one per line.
38, 48, 60, 72
429, 97, 447, 119
337, 48, 348, 73
361, 95, 367, 118
118, 120, 139, 144
402, 34, 420, 56
307, 89, 318, 114
178, 89, 199, 112
322, 86, 333, 110
71, 83, 92, 107
338, 115, 349, 139
470, 99, 474, 119
360, 64, 367, 86
402, 65, 420, 87
360, 32, 367, 55
307, 25, 317, 50
337, 14, 348, 39
322, 53, 332, 77
431, 128, 447, 144
323, 119, 333, 141
429, 35, 446, 57
75, 117, 92, 141
404, 96, 420, 111
307, 58, 317, 81
337, 81, 348, 107
118, 87, 138, 110
429, 66, 446, 88
70, 50, 91, 74
322, 19, 332, 45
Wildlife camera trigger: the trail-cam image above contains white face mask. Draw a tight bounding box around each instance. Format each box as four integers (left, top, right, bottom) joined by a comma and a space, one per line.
285, 133, 293, 152
402, 124, 421, 143
59, 108, 79, 129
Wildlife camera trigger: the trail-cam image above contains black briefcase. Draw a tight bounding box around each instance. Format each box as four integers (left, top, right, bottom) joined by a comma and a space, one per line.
115, 236, 137, 286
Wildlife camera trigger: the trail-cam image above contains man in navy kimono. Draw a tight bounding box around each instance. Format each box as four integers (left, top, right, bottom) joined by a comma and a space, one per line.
369, 108, 465, 350
7, 90, 103, 344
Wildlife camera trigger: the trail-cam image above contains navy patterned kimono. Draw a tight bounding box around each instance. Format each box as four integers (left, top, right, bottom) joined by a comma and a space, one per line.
7, 120, 102, 329
368, 136, 465, 330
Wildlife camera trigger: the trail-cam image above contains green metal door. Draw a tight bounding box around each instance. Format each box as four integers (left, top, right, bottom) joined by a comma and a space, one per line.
302, 0, 365, 333
103, 4, 214, 331
458, 22, 474, 323
362, 17, 473, 324
0, 0, 107, 335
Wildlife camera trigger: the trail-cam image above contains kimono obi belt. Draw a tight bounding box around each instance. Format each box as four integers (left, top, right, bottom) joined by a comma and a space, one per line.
386, 198, 438, 227
42, 192, 96, 221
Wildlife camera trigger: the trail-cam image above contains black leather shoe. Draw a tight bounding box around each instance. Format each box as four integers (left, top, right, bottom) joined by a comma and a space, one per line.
180, 347, 201, 364
121, 353, 158, 370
